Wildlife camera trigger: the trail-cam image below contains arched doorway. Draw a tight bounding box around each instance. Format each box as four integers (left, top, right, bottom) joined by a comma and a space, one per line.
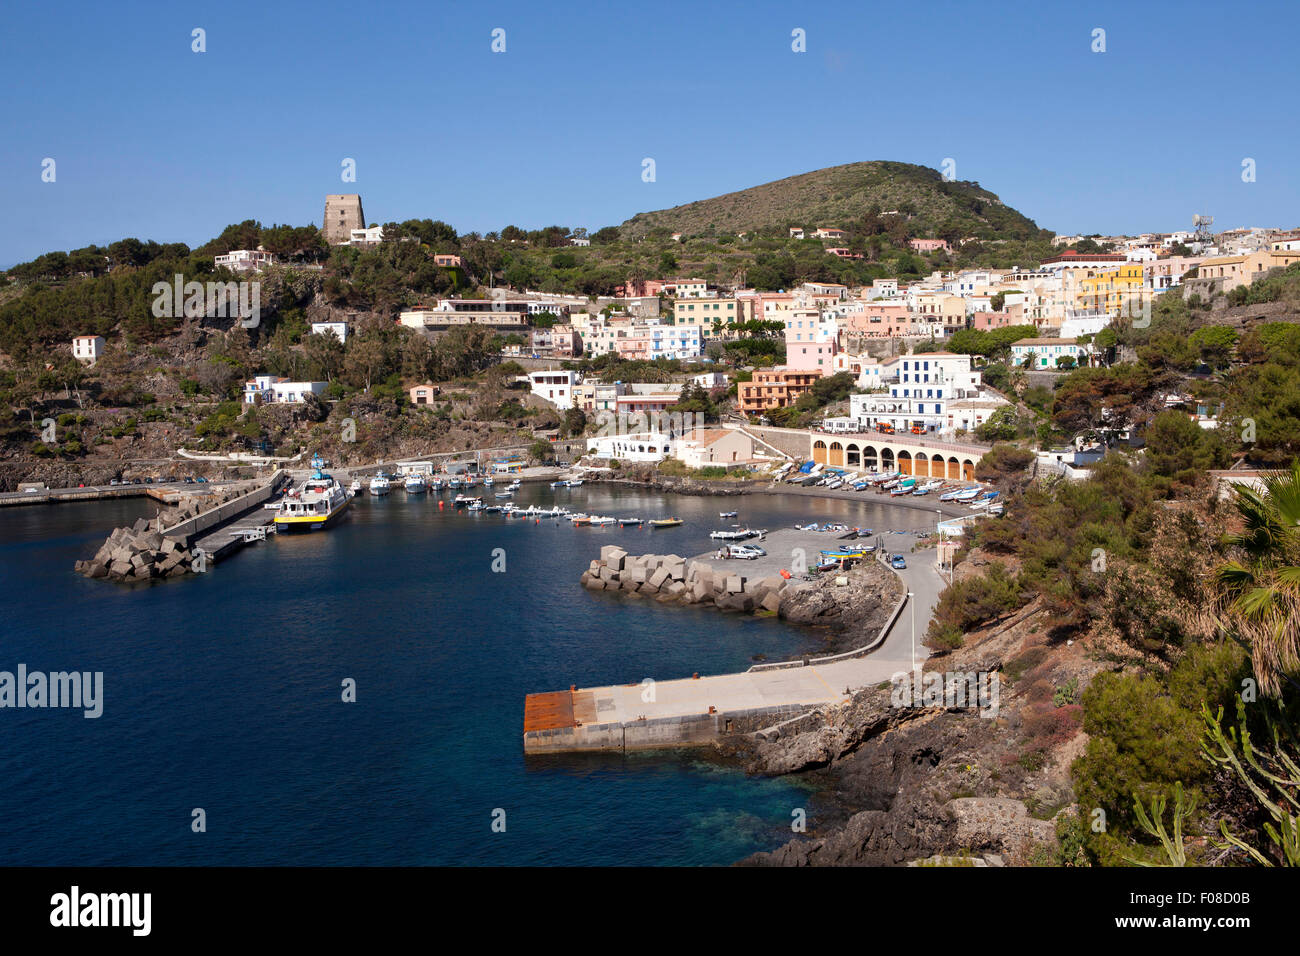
881, 448, 895, 471
962, 458, 975, 480
947, 456, 960, 479
813, 440, 827, 465
897, 450, 912, 475
863, 444, 879, 471
915, 452, 929, 477
846, 442, 861, 467
829, 442, 844, 467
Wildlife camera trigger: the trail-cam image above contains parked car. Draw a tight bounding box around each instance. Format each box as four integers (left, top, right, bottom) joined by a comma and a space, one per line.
891, 555, 907, 570
110, 478, 121, 486
143, 477, 153, 484
130, 478, 142, 485
196, 477, 208, 483
183, 476, 195, 483
727, 545, 764, 560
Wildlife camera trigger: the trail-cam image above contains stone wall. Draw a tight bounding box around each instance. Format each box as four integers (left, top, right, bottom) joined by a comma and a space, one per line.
580, 546, 788, 614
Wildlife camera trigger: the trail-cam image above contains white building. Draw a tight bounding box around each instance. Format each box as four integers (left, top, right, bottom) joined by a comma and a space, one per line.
348, 226, 385, 246
585, 431, 674, 463
215, 249, 276, 272
528, 370, 580, 410
1010, 337, 1093, 369
691, 371, 729, 389
310, 321, 348, 343
845, 352, 1004, 436
242, 375, 328, 404
71, 335, 105, 364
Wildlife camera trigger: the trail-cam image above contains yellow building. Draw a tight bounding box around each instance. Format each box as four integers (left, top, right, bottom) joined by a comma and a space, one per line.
1066, 263, 1148, 317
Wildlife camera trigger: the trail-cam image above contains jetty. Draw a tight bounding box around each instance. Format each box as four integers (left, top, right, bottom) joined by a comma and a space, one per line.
525, 528, 945, 754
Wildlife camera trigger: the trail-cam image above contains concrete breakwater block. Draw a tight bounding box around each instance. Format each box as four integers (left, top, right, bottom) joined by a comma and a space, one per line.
77, 517, 194, 584
581, 550, 790, 617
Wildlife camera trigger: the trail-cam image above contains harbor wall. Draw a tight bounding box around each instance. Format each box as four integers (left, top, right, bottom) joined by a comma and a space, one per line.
524, 703, 809, 754
162, 470, 287, 546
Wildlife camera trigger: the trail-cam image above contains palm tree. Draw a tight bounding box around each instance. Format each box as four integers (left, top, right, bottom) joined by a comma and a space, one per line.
1214, 460, 1300, 697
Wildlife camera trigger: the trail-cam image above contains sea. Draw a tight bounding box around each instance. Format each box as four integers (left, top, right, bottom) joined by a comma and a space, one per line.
0, 483, 936, 866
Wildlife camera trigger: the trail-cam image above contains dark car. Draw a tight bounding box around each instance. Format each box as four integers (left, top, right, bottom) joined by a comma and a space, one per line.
143, 477, 153, 484
183, 476, 195, 483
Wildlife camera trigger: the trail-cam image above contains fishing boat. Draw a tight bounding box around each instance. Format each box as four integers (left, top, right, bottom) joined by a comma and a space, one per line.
955, 487, 982, 501
648, 518, 682, 528
274, 456, 351, 532
890, 478, 918, 496
719, 511, 738, 519
447, 477, 463, 490
483, 475, 494, 487
349, 479, 363, 495
404, 474, 426, 493
710, 528, 756, 541
467, 499, 485, 512
453, 494, 481, 507
369, 476, 391, 495
939, 486, 970, 501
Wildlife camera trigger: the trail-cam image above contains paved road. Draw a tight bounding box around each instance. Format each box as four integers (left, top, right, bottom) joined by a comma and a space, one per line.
0, 479, 235, 505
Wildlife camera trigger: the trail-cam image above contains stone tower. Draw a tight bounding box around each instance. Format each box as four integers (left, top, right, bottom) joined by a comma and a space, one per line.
323, 194, 365, 245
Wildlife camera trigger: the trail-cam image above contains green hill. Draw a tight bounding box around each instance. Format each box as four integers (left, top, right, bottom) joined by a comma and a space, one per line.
620, 160, 1048, 242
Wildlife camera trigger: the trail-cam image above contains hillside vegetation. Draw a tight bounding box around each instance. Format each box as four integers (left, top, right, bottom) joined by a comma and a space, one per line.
620, 161, 1048, 242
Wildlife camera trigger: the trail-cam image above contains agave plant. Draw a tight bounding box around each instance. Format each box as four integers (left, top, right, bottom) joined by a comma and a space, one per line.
1214, 460, 1300, 698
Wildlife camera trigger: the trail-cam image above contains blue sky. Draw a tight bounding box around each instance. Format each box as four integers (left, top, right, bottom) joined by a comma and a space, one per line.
3, 0, 1298, 267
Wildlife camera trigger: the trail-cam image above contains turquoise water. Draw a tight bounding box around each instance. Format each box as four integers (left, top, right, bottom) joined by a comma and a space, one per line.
0, 485, 932, 865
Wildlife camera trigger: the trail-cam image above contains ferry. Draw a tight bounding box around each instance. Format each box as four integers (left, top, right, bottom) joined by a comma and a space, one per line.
369, 476, 391, 495
404, 475, 427, 493
274, 456, 351, 532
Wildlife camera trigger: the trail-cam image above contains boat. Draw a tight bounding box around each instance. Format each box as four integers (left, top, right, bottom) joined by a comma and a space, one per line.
507, 479, 521, 490
988, 502, 1005, 516
263, 500, 283, 511
483, 476, 494, 487
274, 455, 351, 532
404, 475, 426, 493
719, 511, 738, 519
550, 480, 567, 489
619, 518, 643, 526
567, 478, 584, 487
590, 516, 616, 526
648, 518, 682, 528
954, 487, 982, 501
349, 479, 363, 495
453, 494, 481, 507
710, 528, 756, 541
495, 492, 514, 499
890, 478, 918, 496
939, 487, 970, 501
369, 476, 391, 495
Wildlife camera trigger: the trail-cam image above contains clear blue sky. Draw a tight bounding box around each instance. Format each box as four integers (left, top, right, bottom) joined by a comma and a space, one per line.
3, 0, 1298, 267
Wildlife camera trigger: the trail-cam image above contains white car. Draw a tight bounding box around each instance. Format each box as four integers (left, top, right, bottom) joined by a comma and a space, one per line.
727, 545, 765, 560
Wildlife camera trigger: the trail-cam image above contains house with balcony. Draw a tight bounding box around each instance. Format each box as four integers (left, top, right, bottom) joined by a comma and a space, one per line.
738, 367, 824, 415
243, 375, 328, 404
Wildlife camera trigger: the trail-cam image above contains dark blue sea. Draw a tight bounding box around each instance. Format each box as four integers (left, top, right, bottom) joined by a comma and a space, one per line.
0, 484, 934, 866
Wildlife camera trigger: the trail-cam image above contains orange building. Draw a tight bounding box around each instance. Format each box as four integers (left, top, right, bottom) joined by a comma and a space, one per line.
738, 367, 823, 415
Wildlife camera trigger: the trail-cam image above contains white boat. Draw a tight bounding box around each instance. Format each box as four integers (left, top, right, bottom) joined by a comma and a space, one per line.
349, 479, 363, 494
453, 494, 481, 507
710, 528, 757, 541
550, 480, 567, 488
369, 476, 391, 495
274, 456, 351, 532
404, 475, 426, 493
589, 516, 616, 526
618, 517, 643, 526
567, 478, 584, 487
719, 511, 738, 518
468, 500, 485, 512
495, 491, 514, 499
955, 488, 982, 501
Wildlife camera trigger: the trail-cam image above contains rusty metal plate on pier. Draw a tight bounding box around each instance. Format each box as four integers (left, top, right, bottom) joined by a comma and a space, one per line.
524, 691, 576, 732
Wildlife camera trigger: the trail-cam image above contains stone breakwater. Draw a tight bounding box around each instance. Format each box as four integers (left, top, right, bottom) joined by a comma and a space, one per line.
580, 546, 788, 614
74, 487, 246, 583
75, 515, 195, 582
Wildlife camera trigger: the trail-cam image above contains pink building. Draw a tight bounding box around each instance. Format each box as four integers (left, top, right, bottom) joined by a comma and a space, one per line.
909, 238, 952, 255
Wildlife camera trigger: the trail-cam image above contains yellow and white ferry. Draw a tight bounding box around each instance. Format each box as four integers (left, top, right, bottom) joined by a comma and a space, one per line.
274, 455, 351, 532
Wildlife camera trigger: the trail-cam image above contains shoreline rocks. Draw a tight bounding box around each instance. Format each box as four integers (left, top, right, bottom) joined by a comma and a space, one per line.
580, 546, 792, 614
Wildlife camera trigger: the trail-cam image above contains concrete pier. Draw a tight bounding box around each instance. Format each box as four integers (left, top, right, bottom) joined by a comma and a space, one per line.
524, 528, 945, 754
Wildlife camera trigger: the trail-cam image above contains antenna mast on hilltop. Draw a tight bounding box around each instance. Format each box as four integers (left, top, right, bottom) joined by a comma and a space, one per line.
1193, 213, 1214, 245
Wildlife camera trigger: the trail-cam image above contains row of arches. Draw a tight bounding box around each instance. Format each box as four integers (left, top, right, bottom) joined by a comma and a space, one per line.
812, 440, 976, 480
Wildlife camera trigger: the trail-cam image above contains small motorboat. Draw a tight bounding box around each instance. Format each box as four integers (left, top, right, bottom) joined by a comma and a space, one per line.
719, 511, 738, 519
550, 480, 567, 489
619, 518, 643, 526
648, 518, 682, 528
567, 479, 584, 487
495, 492, 514, 499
